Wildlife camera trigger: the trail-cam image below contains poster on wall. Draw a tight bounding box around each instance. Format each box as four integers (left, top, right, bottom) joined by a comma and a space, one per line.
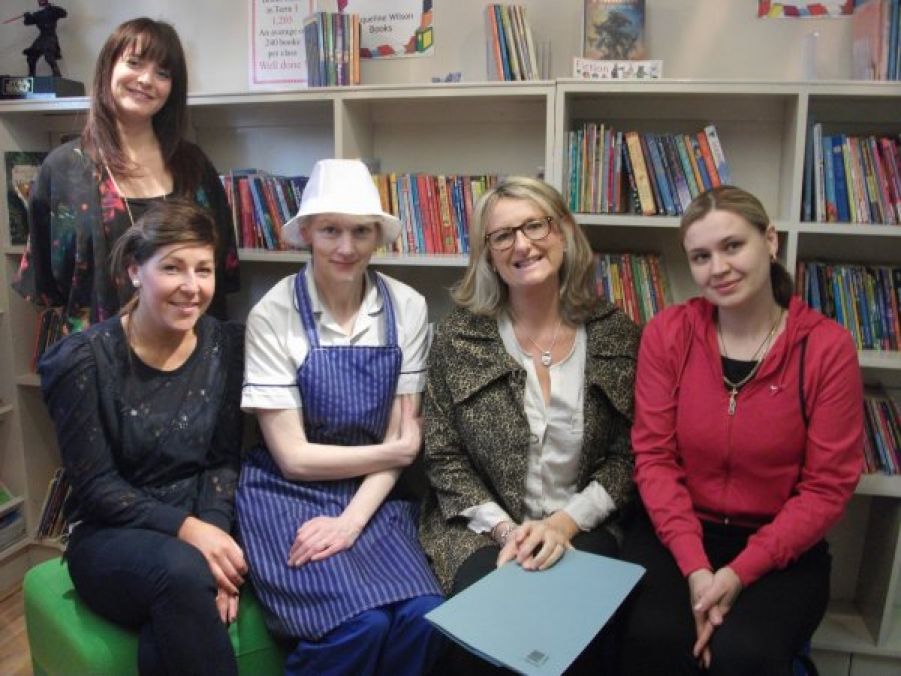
248, 0, 315, 89
337, 0, 434, 58
757, 1, 854, 18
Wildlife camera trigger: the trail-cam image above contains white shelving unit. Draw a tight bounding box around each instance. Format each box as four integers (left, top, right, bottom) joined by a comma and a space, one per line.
1, 80, 899, 672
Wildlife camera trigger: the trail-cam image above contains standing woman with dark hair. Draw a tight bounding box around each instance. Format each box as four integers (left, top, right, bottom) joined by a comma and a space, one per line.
14, 17, 239, 333
620, 186, 863, 675
39, 199, 246, 675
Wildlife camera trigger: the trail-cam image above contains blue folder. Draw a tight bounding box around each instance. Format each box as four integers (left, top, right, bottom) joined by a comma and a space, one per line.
425, 550, 644, 675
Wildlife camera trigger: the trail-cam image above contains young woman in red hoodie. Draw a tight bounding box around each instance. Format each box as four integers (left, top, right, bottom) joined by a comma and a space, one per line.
620, 186, 863, 676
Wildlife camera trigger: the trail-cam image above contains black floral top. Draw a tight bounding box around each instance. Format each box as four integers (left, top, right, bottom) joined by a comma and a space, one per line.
13, 140, 240, 334
38, 315, 245, 535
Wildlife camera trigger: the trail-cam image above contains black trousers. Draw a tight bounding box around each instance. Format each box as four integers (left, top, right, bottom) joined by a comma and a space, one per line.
67, 525, 238, 676
617, 511, 830, 676
438, 527, 620, 676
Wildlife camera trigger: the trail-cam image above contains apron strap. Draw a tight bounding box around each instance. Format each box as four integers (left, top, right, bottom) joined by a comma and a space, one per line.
294, 265, 321, 348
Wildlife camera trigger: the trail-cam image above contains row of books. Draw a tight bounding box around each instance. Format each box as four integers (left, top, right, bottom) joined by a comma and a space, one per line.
796, 261, 901, 352
221, 172, 309, 250
863, 387, 901, 475
31, 307, 64, 371
804, 126, 901, 225
373, 173, 500, 255
852, 0, 901, 81
303, 11, 361, 87
486, 4, 540, 81
565, 125, 731, 216
593, 252, 669, 325
36, 468, 69, 541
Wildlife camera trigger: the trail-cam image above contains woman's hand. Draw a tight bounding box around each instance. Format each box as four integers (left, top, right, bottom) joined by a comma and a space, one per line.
177, 516, 247, 595
496, 517, 574, 571
215, 586, 240, 625
288, 514, 363, 567
688, 567, 743, 668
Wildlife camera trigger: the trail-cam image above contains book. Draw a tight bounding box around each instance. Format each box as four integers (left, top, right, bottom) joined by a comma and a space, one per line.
852, 0, 890, 80
624, 131, 656, 215
583, 0, 647, 60
425, 551, 644, 675
5, 151, 47, 246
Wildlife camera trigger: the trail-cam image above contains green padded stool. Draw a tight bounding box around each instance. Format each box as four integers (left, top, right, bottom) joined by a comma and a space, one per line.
24, 557, 287, 675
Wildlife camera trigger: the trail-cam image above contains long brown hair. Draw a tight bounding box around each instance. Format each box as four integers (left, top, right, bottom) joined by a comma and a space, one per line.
110, 199, 219, 317
680, 185, 794, 307
81, 18, 202, 192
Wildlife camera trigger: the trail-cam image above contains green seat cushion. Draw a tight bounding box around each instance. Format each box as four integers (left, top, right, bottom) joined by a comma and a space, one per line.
24, 557, 287, 675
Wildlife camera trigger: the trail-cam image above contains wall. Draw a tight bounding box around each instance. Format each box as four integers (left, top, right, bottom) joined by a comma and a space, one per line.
0, 0, 854, 94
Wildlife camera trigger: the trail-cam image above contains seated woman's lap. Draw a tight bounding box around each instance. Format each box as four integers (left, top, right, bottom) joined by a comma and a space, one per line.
452, 526, 619, 595
66, 525, 218, 629
619, 511, 831, 676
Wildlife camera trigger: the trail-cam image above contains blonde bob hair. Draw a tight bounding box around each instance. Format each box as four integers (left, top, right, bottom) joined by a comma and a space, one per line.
452, 176, 598, 323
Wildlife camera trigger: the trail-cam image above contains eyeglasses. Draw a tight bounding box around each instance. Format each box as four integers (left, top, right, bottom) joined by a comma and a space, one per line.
484, 216, 554, 251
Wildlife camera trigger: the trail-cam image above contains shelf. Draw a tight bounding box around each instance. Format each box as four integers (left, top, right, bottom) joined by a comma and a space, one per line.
857, 474, 901, 498
0, 403, 13, 419
239, 249, 469, 267
576, 214, 681, 228
814, 602, 901, 658
15, 373, 40, 388
0, 537, 30, 565
794, 223, 901, 237
32, 537, 64, 553
859, 351, 901, 371
4, 245, 25, 256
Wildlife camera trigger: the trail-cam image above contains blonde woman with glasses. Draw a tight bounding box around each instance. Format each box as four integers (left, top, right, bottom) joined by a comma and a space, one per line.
420, 176, 639, 674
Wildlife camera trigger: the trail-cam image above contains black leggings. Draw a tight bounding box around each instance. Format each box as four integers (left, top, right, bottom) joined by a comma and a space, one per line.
66, 525, 238, 676
618, 512, 830, 676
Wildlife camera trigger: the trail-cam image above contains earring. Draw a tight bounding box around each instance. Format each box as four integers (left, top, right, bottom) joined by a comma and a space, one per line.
132, 278, 141, 288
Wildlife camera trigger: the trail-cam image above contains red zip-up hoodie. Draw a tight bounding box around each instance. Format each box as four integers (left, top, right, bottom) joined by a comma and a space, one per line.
632, 296, 863, 586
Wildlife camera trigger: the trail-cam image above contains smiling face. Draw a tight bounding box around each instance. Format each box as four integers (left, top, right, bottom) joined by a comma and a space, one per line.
302, 213, 380, 287
683, 208, 778, 311
128, 242, 215, 337
484, 197, 565, 297
110, 42, 172, 125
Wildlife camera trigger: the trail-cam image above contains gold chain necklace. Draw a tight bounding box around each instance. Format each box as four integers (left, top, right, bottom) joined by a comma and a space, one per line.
718, 308, 784, 416
512, 312, 563, 367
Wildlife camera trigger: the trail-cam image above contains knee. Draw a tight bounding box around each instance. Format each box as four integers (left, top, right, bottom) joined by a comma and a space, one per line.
152, 540, 215, 599
351, 608, 392, 648
707, 633, 783, 676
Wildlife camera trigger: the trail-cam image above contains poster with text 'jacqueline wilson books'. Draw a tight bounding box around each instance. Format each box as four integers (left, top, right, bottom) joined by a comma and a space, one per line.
249, 0, 316, 90
338, 0, 434, 58
583, 0, 646, 60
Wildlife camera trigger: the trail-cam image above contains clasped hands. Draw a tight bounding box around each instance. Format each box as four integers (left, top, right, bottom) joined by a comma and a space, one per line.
178, 516, 247, 625
494, 512, 578, 572
687, 566, 743, 669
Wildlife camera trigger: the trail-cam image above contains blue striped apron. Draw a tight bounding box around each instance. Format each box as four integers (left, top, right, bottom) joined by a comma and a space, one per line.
238, 267, 442, 640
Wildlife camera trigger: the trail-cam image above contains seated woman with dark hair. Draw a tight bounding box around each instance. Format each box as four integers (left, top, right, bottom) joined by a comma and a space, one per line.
39, 199, 246, 676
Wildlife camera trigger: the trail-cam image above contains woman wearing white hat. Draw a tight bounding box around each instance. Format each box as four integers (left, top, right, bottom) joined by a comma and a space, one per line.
237, 159, 444, 676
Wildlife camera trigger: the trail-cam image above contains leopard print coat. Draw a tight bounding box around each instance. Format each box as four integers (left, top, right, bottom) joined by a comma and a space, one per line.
420, 302, 639, 592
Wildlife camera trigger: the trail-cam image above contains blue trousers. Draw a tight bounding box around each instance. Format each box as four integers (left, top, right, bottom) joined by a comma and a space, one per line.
285, 595, 445, 676
66, 525, 238, 676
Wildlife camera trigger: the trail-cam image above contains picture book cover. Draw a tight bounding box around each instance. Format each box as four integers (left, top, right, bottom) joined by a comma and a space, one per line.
5, 151, 47, 246
583, 0, 646, 60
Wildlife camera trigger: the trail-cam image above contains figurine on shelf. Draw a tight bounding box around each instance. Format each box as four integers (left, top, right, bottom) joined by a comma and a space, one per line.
22, 0, 68, 77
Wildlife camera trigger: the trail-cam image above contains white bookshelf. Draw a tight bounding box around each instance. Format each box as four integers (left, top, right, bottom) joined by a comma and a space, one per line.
1, 79, 900, 668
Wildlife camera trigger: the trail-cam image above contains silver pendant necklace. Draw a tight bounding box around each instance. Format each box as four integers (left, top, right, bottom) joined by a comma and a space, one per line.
514, 313, 563, 367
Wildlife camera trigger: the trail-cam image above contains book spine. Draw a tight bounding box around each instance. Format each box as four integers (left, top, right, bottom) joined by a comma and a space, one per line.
695, 131, 721, 188
646, 134, 677, 216
486, 5, 504, 80
689, 134, 713, 192
662, 134, 692, 212
822, 133, 837, 223
870, 135, 897, 224
812, 123, 825, 222
703, 124, 732, 184
521, 5, 540, 79
625, 131, 656, 215
831, 136, 850, 223
674, 134, 700, 198
499, 6, 521, 80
